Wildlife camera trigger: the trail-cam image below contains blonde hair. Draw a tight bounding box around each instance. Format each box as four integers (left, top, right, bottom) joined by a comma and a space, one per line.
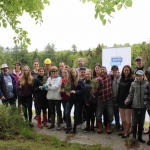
19, 66, 33, 85
86, 69, 93, 80
51, 66, 58, 71
69, 68, 80, 87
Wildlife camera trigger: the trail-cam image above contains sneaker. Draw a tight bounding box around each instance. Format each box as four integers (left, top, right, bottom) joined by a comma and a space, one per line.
84, 127, 90, 133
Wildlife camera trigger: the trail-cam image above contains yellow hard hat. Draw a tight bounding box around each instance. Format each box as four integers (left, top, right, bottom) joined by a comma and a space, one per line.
44, 58, 51, 64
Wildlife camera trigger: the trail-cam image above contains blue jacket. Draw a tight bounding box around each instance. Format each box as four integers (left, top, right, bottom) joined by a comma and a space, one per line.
0, 72, 17, 99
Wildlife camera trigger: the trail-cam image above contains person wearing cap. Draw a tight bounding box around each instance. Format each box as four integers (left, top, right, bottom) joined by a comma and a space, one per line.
125, 70, 149, 144
134, 56, 150, 81
0, 64, 17, 106
96, 66, 114, 134
44, 58, 52, 123
11, 62, 22, 107
76, 58, 85, 76
110, 65, 121, 131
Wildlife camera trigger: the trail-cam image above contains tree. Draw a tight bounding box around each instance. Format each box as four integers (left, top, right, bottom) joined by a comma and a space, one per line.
0, 0, 50, 48
71, 44, 77, 54
83, 0, 133, 25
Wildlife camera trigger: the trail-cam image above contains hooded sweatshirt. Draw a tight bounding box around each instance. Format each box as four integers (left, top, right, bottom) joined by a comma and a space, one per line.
125, 78, 149, 109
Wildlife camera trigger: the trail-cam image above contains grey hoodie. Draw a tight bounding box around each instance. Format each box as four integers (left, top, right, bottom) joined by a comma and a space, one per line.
125, 78, 149, 109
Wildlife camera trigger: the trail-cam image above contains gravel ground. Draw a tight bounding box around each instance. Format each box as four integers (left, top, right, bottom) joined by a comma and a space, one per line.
32, 120, 150, 150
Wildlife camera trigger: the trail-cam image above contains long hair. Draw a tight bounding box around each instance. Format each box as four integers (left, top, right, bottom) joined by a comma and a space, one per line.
69, 68, 80, 87
85, 69, 93, 81
19, 66, 33, 85
93, 63, 101, 78
120, 65, 133, 81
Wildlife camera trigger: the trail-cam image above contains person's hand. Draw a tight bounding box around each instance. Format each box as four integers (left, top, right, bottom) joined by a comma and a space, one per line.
32, 97, 35, 101
39, 86, 43, 90
124, 101, 129, 105
60, 88, 65, 93
86, 103, 90, 106
70, 90, 76, 94
1, 96, 6, 100
43, 84, 48, 89
66, 92, 70, 97
49, 82, 52, 86
91, 88, 96, 94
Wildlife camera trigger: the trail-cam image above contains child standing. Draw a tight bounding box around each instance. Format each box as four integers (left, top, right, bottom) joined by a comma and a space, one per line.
125, 70, 149, 144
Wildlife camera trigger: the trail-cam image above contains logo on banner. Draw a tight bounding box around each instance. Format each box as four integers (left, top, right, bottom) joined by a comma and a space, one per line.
110, 57, 123, 66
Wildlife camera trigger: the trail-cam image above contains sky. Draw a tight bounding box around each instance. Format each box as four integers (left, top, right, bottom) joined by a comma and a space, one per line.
0, 0, 150, 51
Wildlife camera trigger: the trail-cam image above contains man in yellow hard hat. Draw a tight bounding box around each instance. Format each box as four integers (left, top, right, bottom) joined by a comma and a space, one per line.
44, 58, 51, 78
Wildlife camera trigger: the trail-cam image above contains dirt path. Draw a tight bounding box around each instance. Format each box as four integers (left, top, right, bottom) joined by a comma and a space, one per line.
32, 120, 150, 150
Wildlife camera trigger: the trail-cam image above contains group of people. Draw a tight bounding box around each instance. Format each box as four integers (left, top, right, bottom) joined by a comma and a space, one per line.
0, 56, 150, 145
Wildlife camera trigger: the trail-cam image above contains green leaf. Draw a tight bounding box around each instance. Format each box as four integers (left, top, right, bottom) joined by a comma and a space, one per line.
125, 0, 132, 7
108, 19, 111, 24
102, 19, 106, 25
117, 4, 122, 10
120, 0, 126, 3
82, 0, 86, 3
99, 14, 104, 21
95, 12, 98, 18
15, 29, 19, 34
92, 0, 97, 4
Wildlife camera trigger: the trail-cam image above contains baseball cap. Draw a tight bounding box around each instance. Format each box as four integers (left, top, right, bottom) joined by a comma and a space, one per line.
135, 57, 142, 61
136, 70, 144, 76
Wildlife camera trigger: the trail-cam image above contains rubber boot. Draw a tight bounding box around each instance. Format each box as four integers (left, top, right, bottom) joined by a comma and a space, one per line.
132, 125, 137, 144
37, 115, 43, 129
56, 116, 61, 130
106, 122, 112, 134
97, 122, 103, 133
48, 115, 55, 129
43, 114, 48, 127
138, 125, 145, 143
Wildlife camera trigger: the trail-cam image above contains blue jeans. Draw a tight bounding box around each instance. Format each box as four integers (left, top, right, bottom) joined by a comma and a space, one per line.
96, 100, 114, 123
65, 100, 81, 130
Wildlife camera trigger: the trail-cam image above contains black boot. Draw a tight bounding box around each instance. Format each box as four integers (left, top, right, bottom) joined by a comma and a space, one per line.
56, 116, 61, 130
138, 125, 145, 143
132, 125, 137, 144
48, 115, 55, 129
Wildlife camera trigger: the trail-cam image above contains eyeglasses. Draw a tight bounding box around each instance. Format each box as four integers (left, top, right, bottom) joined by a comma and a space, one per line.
51, 70, 57, 73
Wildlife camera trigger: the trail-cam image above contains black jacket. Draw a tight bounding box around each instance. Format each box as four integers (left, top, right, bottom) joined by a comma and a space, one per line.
117, 77, 134, 109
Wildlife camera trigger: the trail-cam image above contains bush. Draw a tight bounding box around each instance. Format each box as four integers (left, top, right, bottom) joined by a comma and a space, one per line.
0, 105, 31, 139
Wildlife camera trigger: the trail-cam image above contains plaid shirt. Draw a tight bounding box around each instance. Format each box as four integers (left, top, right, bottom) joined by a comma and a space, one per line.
96, 74, 113, 102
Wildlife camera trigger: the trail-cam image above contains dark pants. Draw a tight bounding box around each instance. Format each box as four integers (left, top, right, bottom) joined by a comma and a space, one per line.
36, 103, 47, 115
20, 95, 33, 122
114, 105, 120, 128
2, 98, 16, 106
48, 100, 61, 116
132, 108, 146, 138
79, 100, 86, 123
96, 100, 114, 123
85, 103, 96, 127
65, 100, 81, 130
62, 100, 67, 121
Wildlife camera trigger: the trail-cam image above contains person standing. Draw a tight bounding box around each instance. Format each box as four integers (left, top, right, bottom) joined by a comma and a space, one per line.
33, 67, 48, 128
18, 66, 34, 127
58, 62, 65, 78
76, 58, 85, 76
117, 65, 134, 138
31, 60, 40, 78
125, 70, 149, 144
111, 65, 121, 131
0, 64, 17, 106
96, 66, 114, 134
65, 68, 85, 134
45, 66, 62, 130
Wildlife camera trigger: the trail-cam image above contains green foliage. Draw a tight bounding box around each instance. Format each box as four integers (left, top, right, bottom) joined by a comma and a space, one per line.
82, 0, 133, 25
0, 0, 50, 48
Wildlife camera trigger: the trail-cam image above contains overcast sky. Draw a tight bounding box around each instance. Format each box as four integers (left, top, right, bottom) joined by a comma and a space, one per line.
0, 0, 150, 51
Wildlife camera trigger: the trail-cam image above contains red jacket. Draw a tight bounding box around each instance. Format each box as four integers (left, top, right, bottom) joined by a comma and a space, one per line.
61, 78, 68, 100
96, 74, 113, 102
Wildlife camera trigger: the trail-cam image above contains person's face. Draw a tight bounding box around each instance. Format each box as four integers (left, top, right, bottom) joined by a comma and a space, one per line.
80, 70, 86, 77
38, 69, 44, 76
51, 70, 57, 77
136, 74, 143, 81
33, 62, 39, 69
136, 60, 142, 67
59, 63, 65, 70
45, 64, 51, 70
123, 67, 130, 77
85, 71, 92, 80
24, 68, 29, 75
95, 66, 100, 74
71, 70, 77, 78
100, 68, 106, 76
78, 60, 84, 67
2, 67, 9, 74
112, 69, 118, 76
15, 64, 21, 70
62, 70, 68, 78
